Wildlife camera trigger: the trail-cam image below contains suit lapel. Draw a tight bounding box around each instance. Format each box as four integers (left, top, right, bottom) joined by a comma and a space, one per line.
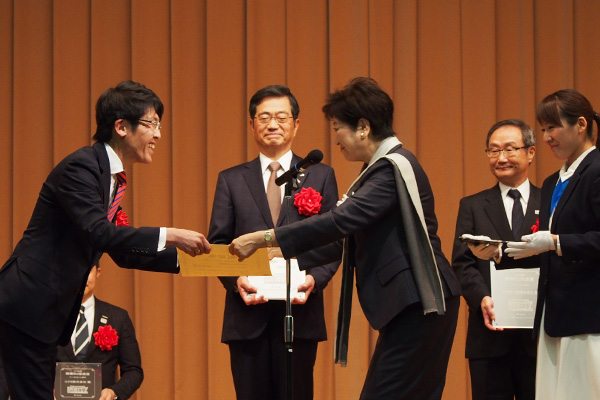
484, 185, 513, 240
551, 151, 596, 231
84, 299, 107, 361
243, 158, 275, 227
93, 142, 112, 212
521, 183, 541, 237
275, 154, 304, 226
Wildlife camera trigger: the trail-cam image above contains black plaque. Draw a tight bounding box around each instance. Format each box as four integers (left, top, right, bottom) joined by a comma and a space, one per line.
54, 362, 101, 400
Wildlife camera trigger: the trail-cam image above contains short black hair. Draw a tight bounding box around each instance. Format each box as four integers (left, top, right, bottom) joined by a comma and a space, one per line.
485, 119, 535, 148
93, 80, 164, 142
248, 85, 300, 119
322, 77, 395, 141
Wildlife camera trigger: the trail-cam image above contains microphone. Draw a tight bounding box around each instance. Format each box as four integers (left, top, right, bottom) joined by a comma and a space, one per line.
275, 149, 324, 186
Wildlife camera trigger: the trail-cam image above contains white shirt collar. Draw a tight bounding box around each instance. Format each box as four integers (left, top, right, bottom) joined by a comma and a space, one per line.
498, 179, 531, 203
104, 142, 124, 175
259, 150, 293, 172
559, 146, 595, 182
82, 294, 95, 311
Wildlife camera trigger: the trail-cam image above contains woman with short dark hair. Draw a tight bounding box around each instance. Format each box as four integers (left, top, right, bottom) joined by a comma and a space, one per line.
230, 77, 461, 399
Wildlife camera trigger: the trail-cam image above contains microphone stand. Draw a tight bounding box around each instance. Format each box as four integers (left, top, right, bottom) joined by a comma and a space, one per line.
282, 176, 298, 400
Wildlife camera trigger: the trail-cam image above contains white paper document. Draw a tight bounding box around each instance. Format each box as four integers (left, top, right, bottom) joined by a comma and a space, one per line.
490, 261, 539, 329
248, 258, 306, 301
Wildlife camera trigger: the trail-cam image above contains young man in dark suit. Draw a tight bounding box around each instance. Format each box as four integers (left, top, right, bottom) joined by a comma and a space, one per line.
57, 264, 143, 400
452, 119, 539, 400
0, 81, 210, 400
208, 85, 339, 400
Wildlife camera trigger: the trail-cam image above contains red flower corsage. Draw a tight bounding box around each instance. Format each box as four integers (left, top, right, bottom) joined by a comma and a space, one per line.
93, 325, 119, 351
531, 218, 539, 233
116, 210, 130, 226
294, 187, 322, 216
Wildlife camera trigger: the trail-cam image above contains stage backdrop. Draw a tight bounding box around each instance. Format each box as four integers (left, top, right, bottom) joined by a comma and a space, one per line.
1, 0, 599, 399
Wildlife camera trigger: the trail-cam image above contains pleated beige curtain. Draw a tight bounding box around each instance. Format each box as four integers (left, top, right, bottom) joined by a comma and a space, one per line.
2, 0, 600, 399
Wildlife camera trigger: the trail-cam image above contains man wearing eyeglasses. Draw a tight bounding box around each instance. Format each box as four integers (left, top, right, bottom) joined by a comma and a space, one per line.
451, 119, 539, 400
0, 80, 210, 400
208, 85, 339, 400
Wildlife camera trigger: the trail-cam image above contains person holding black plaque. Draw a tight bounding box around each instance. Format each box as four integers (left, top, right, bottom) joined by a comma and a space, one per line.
56, 264, 142, 400
452, 119, 539, 400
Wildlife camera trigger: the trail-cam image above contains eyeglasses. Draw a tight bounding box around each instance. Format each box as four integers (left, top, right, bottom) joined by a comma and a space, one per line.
138, 119, 162, 131
254, 113, 293, 125
485, 146, 529, 159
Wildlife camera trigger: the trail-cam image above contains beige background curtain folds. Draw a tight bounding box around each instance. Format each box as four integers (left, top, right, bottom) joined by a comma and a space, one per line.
2, 0, 600, 399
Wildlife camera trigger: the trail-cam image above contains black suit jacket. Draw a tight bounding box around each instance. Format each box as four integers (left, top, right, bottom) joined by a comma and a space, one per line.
0, 357, 7, 400
535, 149, 600, 337
57, 298, 143, 399
0, 142, 178, 345
208, 154, 340, 342
276, 145, 461, 331
452, 183, 540, 358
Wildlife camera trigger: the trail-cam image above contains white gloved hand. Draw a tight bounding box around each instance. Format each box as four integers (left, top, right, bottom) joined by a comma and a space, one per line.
505, 231, 555, 259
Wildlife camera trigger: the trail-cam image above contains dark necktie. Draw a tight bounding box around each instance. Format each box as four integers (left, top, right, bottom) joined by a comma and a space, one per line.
267, 162, 281, 226
74, 305, 90, 361
550, 178, 569, 215
508, 189, 524, 239
107, 171, 127, 222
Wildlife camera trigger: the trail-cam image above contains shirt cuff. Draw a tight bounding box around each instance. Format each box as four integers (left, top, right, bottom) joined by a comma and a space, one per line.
158, 227, 167, 251
555, 235, 562, 256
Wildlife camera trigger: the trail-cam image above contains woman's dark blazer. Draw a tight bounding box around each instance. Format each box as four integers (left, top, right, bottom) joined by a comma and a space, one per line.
277, 144, 461, 331
534, 149, 600, 337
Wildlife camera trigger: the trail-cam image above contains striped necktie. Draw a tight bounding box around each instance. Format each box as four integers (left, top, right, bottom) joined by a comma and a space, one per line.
107, 172, 127, 222
74, 305, 90, 361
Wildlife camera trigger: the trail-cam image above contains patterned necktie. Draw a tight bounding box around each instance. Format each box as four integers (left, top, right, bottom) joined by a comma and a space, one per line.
267, 162, 281, 226
550, 178, 569, 215
74, 305, 90, 361
107, 171, 127, 221
508, 189, 524, 239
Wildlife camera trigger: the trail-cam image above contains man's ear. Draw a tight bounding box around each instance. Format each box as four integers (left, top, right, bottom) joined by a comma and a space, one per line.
527, 145, 536, 165
114, 119, 129, 138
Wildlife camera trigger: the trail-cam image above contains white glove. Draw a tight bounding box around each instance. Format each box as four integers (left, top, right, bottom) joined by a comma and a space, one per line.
505, 231, 555, 259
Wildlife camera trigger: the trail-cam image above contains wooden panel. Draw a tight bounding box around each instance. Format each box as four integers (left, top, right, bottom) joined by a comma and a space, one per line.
171, 0, 210, 398
205, 1, 247, 398
53, 0, 91, 161
0, 0, 13, 254
460, 0, 497, 198
416, 0, 463, 254
392, 0, 418, 150
12, 0, 54, 240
